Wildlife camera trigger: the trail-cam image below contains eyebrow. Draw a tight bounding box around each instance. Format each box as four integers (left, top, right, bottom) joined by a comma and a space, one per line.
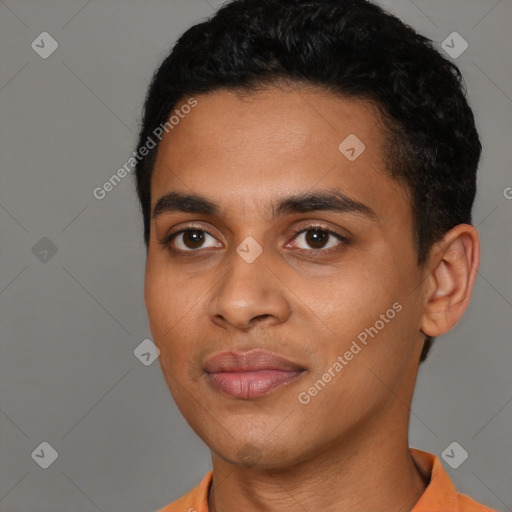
152, 190, 377, 221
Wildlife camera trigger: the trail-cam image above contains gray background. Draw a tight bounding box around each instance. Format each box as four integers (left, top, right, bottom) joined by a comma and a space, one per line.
0, 0, 511, 511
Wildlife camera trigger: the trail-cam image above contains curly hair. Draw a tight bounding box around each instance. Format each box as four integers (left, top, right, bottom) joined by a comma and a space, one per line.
134, 0, 482, 362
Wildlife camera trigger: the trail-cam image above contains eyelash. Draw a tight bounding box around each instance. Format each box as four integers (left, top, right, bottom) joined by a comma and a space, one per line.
158, 224, 349, 254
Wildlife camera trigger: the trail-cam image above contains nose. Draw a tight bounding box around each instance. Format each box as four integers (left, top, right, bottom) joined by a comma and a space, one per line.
207, 246, 292, 331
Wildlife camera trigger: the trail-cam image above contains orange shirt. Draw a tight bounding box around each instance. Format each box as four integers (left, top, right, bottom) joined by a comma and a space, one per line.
157, 448, 497, 512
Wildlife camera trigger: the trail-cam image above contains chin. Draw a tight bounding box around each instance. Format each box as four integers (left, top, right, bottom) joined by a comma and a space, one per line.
209, 437, 309, 471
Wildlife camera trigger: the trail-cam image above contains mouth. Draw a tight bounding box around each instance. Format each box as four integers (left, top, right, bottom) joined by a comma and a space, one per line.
204, 349, 306, 399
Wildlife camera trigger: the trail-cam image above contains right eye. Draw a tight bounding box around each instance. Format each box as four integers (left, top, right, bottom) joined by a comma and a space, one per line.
159, 227, 223, 252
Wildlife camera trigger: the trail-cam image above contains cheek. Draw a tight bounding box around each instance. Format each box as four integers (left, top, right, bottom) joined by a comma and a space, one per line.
298, 261, 395, 341
145, 261, 195, 335
145, 270, 197, 404
144, 267, 172, 340
144, 265, 191, 366
298, 257, 414, 388
144, 262, 213, 384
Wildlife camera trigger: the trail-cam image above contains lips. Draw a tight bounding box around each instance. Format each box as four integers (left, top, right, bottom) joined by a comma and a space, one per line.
204, 349, 306, 399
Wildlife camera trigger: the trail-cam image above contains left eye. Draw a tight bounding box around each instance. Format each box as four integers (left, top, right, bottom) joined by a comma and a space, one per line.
289, 228, 346, 250
171, 229, 221, 251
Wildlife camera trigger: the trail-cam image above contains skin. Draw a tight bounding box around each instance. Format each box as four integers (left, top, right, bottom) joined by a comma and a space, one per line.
144, 86, 480, 512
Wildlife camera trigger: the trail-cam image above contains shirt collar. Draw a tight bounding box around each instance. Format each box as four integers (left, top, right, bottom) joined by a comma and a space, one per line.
168, 447, 493, 512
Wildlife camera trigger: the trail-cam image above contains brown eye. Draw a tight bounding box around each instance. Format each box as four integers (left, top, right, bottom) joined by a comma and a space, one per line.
162, 227, 222, 252
182, 230, 206, 249
304, 229, 330, 249
290, 227, 347, 251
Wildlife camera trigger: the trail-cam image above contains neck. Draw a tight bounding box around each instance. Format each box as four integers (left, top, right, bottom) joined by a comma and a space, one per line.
208, 410, 429, 512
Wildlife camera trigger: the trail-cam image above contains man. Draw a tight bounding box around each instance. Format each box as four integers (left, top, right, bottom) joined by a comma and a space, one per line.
133, 0, 497, 510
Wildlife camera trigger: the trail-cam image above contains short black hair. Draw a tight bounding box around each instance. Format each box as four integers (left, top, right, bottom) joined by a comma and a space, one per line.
134, 0, 482, 362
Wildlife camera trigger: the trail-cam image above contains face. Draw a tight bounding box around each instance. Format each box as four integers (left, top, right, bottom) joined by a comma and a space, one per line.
145, 86, 428, 469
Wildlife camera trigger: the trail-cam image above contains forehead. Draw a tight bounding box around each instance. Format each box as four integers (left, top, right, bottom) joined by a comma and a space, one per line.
150, 87, 408, 221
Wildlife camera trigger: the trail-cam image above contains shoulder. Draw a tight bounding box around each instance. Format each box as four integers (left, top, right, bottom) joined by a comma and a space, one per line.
410, 448, 499, 512
156, 470, 213, 512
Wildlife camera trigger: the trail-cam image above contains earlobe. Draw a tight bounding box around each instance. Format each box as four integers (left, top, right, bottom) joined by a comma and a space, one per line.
420, 224, 480, 338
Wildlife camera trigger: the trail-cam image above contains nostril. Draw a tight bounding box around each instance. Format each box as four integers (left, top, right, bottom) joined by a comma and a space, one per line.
253, 314, 271, 322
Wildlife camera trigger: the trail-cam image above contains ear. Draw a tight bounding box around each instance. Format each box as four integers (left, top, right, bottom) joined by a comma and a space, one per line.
420, 224, 480, 337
